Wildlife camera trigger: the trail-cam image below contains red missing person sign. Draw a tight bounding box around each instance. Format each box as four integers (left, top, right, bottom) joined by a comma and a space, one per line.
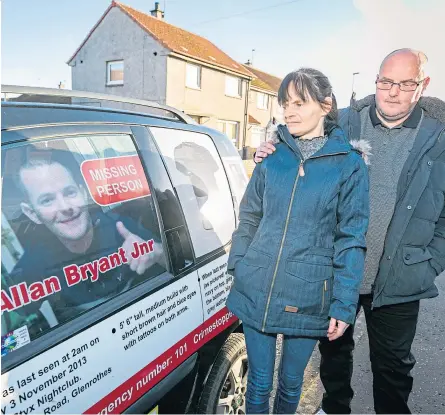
81, 156, 151, 206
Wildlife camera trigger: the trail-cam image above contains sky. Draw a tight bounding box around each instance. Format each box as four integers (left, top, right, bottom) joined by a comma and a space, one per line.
2, 0, 445, 108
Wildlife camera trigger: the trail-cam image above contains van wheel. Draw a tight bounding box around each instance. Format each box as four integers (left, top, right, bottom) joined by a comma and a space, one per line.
198, 333, 248, 414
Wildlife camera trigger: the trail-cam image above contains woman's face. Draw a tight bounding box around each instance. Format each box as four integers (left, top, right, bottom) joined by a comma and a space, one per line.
283, 83, 330, 137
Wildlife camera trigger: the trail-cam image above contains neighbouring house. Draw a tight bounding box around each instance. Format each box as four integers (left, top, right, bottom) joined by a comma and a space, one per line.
242, 62, 283, 159
68, 1, 255, 154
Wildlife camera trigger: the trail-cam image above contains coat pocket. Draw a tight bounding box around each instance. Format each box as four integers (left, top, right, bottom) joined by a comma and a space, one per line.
234, 248, 272, 305
390, 246, 436, 297
283, 260, 333, 317
304, 247, 335, 266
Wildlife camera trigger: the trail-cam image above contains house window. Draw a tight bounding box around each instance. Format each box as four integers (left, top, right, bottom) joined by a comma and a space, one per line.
250, 126, 266, 147
106, 60, 124, 85
216, 120, 239, 147
188, 114, 202, 124
225, 75, 242, 97
186, 63, 201, 89
257, 92, 269, 110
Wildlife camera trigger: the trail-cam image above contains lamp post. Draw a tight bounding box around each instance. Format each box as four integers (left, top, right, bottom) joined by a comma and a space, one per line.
352, 72, 360, 99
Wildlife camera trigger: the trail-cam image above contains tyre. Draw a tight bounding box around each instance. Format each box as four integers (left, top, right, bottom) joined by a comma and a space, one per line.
198, 333, 248, 414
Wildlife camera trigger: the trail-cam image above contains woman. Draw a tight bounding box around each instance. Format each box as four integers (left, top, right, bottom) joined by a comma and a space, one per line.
226, 68, 369, 414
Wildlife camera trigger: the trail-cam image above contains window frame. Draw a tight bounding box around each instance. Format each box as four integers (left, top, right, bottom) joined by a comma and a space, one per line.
106, 60, 124, 86
256, 92, 269, 110
216, 119, 240, 148
225, 75, 242, 98
185, 63, 202, 90
0, 123, 174, 371
188, 114, 202, 124
250, 125, 266, 148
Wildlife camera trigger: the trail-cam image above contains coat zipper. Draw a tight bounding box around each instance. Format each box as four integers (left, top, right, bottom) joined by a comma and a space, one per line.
321, 280, 327, 314
261, 161, 302, 331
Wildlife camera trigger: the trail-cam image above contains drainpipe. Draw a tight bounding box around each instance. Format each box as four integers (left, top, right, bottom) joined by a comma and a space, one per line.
269, 93, 273, 125
241, 78, 251, 159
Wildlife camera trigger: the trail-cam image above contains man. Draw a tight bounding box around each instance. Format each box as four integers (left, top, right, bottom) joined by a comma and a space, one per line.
7, 146, 163, 327
254, 49, 445, 413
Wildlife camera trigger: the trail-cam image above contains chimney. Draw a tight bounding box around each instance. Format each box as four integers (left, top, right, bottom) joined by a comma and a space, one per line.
245, 59, 252, 66
150, 2, 164, 19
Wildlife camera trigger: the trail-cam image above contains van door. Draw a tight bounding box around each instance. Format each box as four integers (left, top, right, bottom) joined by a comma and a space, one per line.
0, 124, 235, 415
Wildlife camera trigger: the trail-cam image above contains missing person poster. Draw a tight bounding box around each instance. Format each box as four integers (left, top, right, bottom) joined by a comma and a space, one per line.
81, 155, 151, 206
1, 136, 163, 347
1, 135, 237, 414
1, 257, 236, 414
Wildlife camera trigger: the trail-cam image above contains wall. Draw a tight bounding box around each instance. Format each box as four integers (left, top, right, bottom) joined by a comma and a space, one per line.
166, 57, 248, 150
70, 7, 169, 105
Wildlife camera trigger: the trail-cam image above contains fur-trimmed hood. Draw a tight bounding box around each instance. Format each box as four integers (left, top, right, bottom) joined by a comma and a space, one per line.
350, 139, 372, 165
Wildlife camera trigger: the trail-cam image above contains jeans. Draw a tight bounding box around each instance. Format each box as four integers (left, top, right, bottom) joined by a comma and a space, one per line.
319, 294, 420, 414
243, 324, 317, 414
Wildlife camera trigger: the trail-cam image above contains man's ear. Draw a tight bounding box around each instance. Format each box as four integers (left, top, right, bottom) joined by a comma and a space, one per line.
421, 76, 431, 93
20, 202, 42, 224
321, 97, 333, 116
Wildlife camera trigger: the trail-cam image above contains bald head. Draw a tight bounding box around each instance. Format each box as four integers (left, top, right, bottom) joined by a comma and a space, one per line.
374, 48, 431, 128
380, 48, 428, 81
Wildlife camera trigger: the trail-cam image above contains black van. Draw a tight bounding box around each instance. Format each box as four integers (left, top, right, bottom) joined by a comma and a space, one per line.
1, 86, 249, 414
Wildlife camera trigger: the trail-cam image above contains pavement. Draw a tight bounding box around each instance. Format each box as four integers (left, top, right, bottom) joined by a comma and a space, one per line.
350, 271, 445, 414
269, 271, 445, 414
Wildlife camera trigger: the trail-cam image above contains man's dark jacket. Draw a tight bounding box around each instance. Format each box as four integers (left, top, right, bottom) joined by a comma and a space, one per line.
339, 95, 445, 307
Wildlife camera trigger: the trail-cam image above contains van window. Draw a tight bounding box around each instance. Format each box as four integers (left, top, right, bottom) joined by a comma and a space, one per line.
149, 127, 236, 258
208, 131, 249, 220
1, 134, 166, 356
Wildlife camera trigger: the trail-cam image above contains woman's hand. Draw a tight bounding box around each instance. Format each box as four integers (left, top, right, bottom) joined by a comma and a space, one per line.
327, 318, 350, 341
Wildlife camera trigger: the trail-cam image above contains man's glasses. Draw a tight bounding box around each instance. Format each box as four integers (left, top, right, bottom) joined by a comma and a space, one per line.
376, 78, 424, 92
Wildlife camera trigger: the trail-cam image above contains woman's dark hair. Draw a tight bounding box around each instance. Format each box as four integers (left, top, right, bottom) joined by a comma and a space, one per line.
278, 67, 338, 134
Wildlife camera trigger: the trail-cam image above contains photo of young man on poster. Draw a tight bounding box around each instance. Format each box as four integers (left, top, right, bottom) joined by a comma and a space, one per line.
2, 142, 165, 338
